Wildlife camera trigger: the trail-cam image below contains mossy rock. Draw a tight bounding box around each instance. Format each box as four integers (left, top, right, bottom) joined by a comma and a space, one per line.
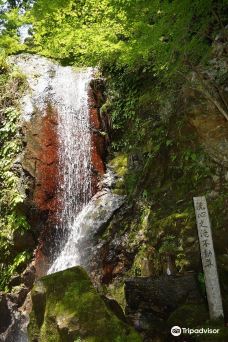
108, 153, 128, 195
105, 281, 126, 311
28, 266, 141, 342
167, 304, 209, 328
109, 153, 128, 178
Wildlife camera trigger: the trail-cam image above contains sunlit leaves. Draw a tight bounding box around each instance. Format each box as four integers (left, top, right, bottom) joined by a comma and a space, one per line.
28, 0, 226, 78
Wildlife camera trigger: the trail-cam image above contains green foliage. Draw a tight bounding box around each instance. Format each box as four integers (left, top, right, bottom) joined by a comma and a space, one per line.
30, 0, 227, 71
0, 56, 31, 290
0, 251, 31, 290
28, 0, 227, 154
0, 0, 33, 55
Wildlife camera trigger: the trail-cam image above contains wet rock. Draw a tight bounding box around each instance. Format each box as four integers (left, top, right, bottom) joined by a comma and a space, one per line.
0, 266, 35, 341
82, 190, 126, 238
88, 203, 138, 284
88, 75, 107, 194
28, 266, 141, 342
99, 167, 117, 190
48, 189, 126, 274
21, 105, 59, 213
89, 78, 106, 108
10, 55, 61, 278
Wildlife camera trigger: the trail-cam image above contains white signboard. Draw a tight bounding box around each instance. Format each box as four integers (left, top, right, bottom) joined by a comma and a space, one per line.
193, 196, 224, 320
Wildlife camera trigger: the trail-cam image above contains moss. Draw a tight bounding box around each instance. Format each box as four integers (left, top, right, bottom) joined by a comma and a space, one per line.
150, 212, 191, 238
105, 282, 126, 311
28, 267, 142, 342
28, 310, 41, 341
144, 208, 201, 273
108, 153, 128, 194
132, 251, 153, 277
167, 304, 209, 328
109, 153, 128, 178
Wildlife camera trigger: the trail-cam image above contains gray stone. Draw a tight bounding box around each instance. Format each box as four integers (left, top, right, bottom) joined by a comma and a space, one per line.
125, 273, 203, 330
80, 190, 126, 238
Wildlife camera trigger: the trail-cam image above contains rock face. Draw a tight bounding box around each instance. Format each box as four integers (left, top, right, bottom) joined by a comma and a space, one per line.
22, 105, 59, 213
28, 266, 141, 342
187, 93, 228, 167
125, 273, 203, 320
79, 190, 126, 270
88, 78, 107, 193
79, 191, 126, 239
125, 273, 205, 339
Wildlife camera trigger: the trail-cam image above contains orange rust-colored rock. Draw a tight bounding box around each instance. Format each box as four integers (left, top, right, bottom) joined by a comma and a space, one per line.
22, 106, 60, 276
34, 107, 59, 214
23, 105, 59, 214
88, 80, 107, 194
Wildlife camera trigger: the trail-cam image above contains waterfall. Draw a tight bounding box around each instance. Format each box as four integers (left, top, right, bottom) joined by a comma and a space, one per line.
48, 67, 93, 273
12, 54, 93, 274
8, 54, 124, 342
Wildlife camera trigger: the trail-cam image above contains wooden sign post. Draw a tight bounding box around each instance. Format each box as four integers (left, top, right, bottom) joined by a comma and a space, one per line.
193, 196, 224, 320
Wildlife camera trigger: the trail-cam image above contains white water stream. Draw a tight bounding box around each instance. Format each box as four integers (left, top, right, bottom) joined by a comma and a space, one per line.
12, 54, 93, 274
48, 66, 93, 274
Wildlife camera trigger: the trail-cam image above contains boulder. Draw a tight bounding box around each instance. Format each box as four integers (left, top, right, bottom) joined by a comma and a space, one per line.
28, 266, 141, 342
125, 273, 204, 334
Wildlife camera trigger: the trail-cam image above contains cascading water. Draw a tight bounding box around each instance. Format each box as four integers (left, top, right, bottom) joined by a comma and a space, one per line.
48, 67, 93, 273
12, 54, 93, 275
